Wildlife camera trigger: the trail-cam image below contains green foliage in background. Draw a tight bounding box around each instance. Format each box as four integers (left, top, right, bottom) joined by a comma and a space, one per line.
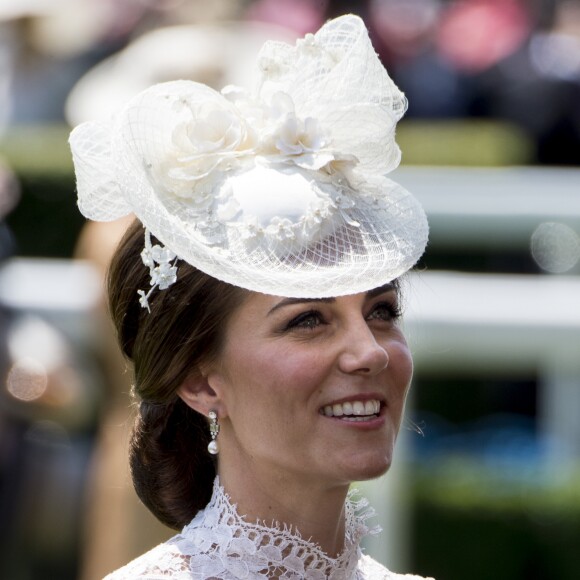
399, 120, 532, 167
0, 125, 83, 258
411, 459, 580, 580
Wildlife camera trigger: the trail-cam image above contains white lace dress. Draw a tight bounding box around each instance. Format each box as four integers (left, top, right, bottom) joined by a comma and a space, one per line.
105, 478, 433, 579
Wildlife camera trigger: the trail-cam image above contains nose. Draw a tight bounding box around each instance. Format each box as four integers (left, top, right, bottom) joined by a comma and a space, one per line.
338, 321, 389, 376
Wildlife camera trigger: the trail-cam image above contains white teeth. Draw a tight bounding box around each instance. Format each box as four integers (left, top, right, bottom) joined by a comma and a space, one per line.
342, 416, 374, 422
322, 400, 381, 418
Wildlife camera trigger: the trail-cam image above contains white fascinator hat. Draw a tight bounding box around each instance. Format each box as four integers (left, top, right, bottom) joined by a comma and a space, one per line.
70, 15, 428, 304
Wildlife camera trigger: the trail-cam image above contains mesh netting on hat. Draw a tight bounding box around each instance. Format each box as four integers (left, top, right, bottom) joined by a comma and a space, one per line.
69, 14, 428, 298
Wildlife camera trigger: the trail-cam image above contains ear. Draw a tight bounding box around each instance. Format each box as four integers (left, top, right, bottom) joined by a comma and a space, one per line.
178, 373, 226, 418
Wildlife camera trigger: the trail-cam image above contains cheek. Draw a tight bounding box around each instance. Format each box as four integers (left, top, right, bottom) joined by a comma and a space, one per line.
389, 340, 414, 397
218, 342, 328, 408
257, 337, 326, 374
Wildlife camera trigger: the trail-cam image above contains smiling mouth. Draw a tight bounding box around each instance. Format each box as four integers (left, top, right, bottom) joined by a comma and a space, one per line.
321, 400, 381, 421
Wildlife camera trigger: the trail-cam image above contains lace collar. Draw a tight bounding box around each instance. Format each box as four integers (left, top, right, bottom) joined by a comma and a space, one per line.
179, 477, 379, 579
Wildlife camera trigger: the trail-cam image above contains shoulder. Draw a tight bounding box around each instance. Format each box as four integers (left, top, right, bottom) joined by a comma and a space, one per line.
358, 554, 435, 580
103, 535, 194, 580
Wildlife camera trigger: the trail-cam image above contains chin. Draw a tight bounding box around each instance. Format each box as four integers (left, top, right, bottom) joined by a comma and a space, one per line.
335, 450, 393, 483
352, 461, 391, 482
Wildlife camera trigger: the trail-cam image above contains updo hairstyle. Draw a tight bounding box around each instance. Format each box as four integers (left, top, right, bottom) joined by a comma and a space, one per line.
107, 220, 247, 529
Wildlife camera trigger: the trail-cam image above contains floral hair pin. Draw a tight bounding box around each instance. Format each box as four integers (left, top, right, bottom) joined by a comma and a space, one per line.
137, 230, 179, 312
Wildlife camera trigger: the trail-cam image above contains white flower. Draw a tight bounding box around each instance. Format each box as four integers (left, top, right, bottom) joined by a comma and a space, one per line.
265, 216, 296, 240
151, 262, 178, 290
259, 92, 331, 164
150, 244, 176, 264
173, 106, 249, 169
157, 93, 255, 198
138, 231, 179, 311
140, 247, 154, 268
304, 198, 329, 227
238, 215, 264, 241
150, 87, 360, 235
275, 115, 327, 156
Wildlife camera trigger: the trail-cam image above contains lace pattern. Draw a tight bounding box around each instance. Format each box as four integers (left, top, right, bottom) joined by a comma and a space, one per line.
105, 478, 433, 579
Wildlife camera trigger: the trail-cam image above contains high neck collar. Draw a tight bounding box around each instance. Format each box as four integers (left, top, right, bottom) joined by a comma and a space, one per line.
181, 477, 379, 579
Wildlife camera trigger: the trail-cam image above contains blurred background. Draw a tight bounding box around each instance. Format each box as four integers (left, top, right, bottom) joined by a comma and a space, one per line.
0, 0, 579, 579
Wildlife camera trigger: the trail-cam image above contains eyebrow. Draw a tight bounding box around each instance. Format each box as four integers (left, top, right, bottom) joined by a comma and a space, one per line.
366, 281, 397, 299
267, 282, 396, 316
267, 296, 335, 316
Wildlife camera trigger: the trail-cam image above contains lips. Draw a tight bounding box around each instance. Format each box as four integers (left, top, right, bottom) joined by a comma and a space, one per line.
321, 399, 381, 419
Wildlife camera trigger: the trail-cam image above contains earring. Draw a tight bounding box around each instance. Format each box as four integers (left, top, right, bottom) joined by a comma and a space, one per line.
207, 410, 219, 455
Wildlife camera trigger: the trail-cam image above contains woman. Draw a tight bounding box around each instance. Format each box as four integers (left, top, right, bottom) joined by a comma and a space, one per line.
70, 14, 431, 579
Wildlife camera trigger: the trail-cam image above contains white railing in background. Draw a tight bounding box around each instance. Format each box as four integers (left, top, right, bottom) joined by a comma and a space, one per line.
394, 166, 580, 251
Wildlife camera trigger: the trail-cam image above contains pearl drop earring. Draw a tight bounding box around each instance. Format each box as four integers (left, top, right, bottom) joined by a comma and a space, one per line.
207, 410, 219, 455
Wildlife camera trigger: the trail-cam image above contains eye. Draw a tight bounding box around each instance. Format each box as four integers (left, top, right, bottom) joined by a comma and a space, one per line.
284, 309, 326, 331
367, 301, 401, 323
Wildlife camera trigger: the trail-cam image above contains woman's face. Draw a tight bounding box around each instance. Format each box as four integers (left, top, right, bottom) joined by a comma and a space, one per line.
205, 283, 413, 488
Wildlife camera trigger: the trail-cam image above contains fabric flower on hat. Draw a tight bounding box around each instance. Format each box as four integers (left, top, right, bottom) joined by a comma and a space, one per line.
70, 15, 429, 301
156, 91, 255, 200
149, 81, 355, 207
259, 91, 330, 159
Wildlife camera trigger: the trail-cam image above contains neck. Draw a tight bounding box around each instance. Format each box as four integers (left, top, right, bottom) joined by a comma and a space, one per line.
217, 461, 349, 557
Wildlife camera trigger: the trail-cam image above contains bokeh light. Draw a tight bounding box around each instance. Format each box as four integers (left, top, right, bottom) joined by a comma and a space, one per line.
6, 356, 48, 401
530, 221, 580, 273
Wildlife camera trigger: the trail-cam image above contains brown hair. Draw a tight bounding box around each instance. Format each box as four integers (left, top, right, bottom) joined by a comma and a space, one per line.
107, 220, 246, 529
